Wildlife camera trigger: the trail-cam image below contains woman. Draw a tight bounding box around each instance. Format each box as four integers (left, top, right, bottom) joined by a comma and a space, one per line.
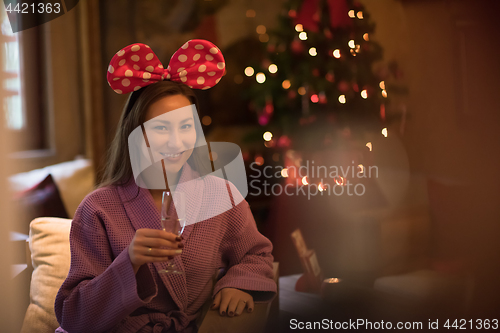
54, 40, 276, 332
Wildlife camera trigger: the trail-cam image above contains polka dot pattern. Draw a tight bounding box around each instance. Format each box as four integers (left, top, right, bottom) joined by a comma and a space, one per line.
107, 40, 225, 94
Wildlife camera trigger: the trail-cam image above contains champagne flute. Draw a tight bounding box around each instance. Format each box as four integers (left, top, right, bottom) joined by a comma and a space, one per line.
158, 191, 186, 275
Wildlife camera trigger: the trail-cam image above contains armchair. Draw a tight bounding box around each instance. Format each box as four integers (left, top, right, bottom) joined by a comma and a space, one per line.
19, 217, 279, 332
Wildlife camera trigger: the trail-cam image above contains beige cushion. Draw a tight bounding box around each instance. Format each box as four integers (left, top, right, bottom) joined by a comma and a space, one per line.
54, 162, 94, 218
21, 217, 72, 333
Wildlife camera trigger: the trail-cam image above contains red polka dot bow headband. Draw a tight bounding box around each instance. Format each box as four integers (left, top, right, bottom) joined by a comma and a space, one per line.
107, 39, 225, 94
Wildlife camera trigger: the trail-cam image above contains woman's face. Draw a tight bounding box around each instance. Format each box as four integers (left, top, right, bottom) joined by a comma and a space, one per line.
143, 94, 197, 176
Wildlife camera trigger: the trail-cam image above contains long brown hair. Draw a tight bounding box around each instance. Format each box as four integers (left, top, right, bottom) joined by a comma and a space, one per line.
98, 81, 210, 188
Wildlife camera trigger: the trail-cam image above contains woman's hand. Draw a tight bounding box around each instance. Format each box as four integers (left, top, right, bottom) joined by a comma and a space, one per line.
211, 288, 254, 316
128, 228, 183, 273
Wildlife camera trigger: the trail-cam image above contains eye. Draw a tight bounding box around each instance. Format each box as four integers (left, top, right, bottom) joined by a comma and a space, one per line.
154, 125, 168, 131
180, 124, 192, 130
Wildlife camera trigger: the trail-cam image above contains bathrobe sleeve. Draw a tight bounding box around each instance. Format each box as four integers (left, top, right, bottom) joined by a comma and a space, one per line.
54, 190, 157, 333
213, 199, 277, 302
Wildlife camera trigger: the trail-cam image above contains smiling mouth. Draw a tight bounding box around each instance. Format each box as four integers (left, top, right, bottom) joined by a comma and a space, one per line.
160, 151, 184, 158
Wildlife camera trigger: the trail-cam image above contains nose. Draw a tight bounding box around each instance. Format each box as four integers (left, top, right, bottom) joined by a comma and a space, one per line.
167, 129, 182, 151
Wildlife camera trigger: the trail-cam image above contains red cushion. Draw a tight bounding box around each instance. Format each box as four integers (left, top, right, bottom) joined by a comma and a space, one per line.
15, 174, 69, 234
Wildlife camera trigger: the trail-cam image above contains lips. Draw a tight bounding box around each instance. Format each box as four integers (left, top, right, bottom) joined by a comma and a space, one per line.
160, 151, 184, 158
160, 151, 185, 162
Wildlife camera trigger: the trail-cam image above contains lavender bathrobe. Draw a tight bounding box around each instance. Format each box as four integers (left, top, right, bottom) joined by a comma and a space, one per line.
54, 165, 276, 333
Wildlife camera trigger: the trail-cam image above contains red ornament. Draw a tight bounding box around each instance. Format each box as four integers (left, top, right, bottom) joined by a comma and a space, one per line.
278, 135, 292, 148
288, 90, 297, 99
294, 0, 352, 32
267, 44, 276, 53
380, 104, 386, 121
325, 72, 335, 82
288, 9, 297, 18
324, 29, 333, 39
242, 150, 250, 161
258, 113, 269, 126
319, 91, 327, 103
329, 0, 352, 28
291, 40, 304, 54
265, 101, 274, 114
363, 85, 375, 96
312, 68, 320, 77
264, 139, 276, 148
337, 81, 350, 93
352, 83, 359, 92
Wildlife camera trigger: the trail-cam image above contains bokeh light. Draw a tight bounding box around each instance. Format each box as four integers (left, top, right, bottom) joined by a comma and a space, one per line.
256, 72, 266, 83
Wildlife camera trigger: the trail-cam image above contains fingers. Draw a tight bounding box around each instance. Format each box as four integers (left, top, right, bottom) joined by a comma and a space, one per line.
226, 297, 240, 317
137, 228, 183, 242
229, 297, 252, 316
129, 229, 186, 268
219, 290, 231, 316
135, 229, 183, 249
211, 290, 221, 310
136, 237, 182, 249
134, 248, 181, 264
214, 289, 254, 317
142, 247, 182, 257
235, 299, 247, 316
246, 297, 254, 313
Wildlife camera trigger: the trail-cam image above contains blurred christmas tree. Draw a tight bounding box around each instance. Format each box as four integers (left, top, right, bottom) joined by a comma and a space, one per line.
243, 0, 401, 152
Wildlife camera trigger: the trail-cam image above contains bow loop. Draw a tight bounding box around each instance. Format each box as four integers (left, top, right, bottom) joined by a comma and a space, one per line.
107, 39, 224, 94
107, 43, 166, 94
167, 39, 225, 90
